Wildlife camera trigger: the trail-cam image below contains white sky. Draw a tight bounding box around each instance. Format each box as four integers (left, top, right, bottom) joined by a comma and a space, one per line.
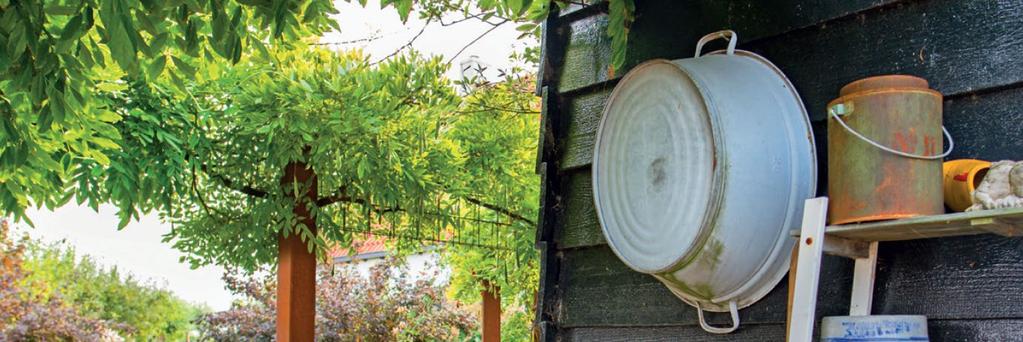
16, 0, 522, 312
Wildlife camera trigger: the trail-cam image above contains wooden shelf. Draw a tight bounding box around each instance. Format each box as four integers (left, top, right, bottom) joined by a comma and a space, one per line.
786, 199, 1023, 342
826, 207, 1023, 241
789, 207, 1023, 242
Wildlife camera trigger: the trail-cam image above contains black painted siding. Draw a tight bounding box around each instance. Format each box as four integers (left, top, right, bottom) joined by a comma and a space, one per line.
534, 0, 1023, 341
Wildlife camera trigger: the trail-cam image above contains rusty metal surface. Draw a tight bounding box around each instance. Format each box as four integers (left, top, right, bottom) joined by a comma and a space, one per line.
828, 75, 944, 225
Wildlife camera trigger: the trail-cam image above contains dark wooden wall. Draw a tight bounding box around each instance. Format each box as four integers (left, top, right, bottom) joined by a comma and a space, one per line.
533, 0, 1023, 340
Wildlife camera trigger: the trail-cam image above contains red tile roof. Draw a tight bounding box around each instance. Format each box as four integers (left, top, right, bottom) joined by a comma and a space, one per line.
327, 234, 388, 259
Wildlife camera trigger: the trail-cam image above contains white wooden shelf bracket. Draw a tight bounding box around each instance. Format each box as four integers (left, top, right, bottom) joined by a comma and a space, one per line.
789, 197, 829, 342
788, 197, 880, 342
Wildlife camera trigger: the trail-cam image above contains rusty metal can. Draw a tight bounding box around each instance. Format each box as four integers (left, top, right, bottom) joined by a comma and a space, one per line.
827, 75, 949, 225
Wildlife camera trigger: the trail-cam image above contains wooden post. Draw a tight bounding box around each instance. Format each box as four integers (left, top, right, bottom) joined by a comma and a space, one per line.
481, 280, 501, 342
277, 161, 317, 342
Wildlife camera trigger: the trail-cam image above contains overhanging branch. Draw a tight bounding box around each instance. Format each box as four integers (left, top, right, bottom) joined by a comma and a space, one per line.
318, 186, 533, 226
316, 185, 401, 214
200, 165, 268, 198
464, 196, 535, 226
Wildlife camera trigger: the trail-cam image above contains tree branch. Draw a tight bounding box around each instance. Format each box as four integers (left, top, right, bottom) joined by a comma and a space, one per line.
200, 165, 268, 198
318, 186, 532, 227
190, 165, 244, 221
463, 196, 535, 226
371, 18, 433, 65
313, 33, 384, 46
316, 186, 401, 215
446, 19, 509, 65
457, 101, 540, 115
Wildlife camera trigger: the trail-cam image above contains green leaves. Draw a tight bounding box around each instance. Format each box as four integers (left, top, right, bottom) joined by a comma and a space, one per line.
608, 0, 636, 73
146, 55, 167, 78
0, 0, 339, 223
396, 0, 413, 22
170, 55, 195, 78
60, 9, 88, 41
100, 0, 139, 72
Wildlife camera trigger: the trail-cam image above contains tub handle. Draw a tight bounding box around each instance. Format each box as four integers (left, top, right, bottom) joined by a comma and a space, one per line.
695, 30, 737, 57
829, 103, 954, 160
696, 301, 740, 334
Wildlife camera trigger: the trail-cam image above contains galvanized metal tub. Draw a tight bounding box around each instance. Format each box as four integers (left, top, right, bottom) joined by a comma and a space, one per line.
592, 30, 817, 334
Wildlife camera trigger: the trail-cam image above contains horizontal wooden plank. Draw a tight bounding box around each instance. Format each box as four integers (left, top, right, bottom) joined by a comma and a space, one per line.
557, 246, 854, 328
557, 1, 605, 22
928, 319, 1023, 342
944, 84, 1023, 161
873, 234, 1023, 320
561, 324, 787, 341
560, 88, 613, 171
823, 208, 1023, 242
558, 15, 614, 94
556, 0, 900, 92
556, 170, 605, 249
748, 0, 1023, 121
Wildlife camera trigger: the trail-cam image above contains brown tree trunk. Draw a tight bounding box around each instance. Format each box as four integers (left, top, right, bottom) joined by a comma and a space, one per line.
277, 160, 317, 342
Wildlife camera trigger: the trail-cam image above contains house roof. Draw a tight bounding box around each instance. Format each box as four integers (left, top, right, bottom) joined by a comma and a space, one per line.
328, 235, 389, 263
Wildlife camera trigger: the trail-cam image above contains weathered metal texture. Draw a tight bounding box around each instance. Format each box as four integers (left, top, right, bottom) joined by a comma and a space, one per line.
592, 30, 817, 331
827, 75, 944, 225
277, 161, 318, 342
943, 159, 991, 212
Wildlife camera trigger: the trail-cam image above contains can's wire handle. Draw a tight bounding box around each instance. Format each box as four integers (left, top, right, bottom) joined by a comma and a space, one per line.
697, 301, 740, 334
695, 30, 737, 57
828, 103, 954, 160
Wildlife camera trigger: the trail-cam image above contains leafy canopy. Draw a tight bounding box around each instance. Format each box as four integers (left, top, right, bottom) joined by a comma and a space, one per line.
164, 47, 481, 271
2, 0, 634, 238
0, 0, 338, 223
1, 0, 558, 336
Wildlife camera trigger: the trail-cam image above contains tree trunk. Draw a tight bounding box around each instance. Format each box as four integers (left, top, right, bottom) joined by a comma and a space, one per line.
277, 160, 317, 342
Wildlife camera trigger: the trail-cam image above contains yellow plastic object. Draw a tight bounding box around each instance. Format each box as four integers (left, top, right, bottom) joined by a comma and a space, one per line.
943, 159, 991, 212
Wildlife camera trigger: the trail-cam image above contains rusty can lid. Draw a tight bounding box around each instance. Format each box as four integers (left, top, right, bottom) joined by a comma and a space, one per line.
839, 74, 930, 96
